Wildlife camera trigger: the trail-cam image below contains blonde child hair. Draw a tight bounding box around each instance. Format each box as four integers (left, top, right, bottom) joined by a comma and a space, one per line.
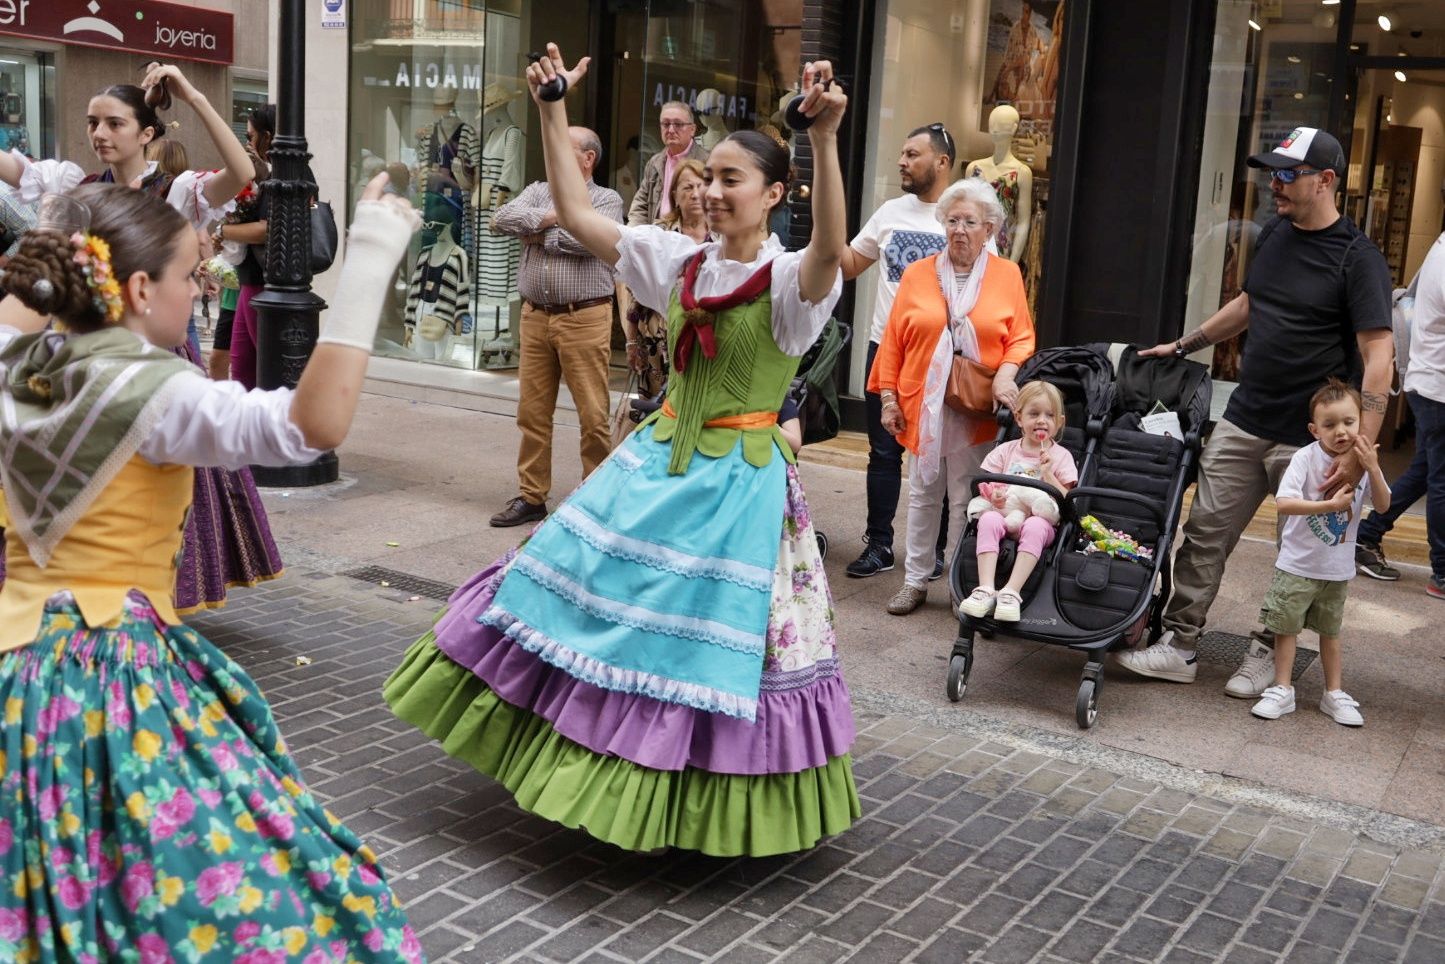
1014, 380, 1066, 438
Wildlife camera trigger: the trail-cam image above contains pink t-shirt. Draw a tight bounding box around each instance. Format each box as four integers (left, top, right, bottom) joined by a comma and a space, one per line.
980, 437, 1078, 489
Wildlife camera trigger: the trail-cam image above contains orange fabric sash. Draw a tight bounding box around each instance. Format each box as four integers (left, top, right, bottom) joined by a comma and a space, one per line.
660, 399, 779, 430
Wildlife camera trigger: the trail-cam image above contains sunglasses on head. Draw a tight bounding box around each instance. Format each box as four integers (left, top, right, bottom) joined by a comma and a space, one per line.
927, 122, 956, 160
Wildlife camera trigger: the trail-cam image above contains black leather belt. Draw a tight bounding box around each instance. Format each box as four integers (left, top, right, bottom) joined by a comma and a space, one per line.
524, 295, 613, 314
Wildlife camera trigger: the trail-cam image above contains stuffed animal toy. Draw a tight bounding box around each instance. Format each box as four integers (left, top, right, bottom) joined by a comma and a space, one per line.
967, 482, 1060, 537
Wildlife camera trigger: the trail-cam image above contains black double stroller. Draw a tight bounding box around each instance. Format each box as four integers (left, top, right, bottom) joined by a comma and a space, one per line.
946, 344, 1212, 728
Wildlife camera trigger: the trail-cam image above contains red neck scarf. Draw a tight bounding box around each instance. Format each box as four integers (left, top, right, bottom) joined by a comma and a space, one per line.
673, 250, 774, 373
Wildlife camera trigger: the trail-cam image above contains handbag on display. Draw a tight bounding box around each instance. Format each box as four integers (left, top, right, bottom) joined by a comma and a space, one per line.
310, 200, 339, 274
945, 352, 997, 417
611, 370, 640, 450
416, 305, 449, 342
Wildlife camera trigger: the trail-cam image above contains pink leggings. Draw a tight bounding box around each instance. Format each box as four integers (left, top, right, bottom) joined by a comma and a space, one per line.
228, 283, 262, 391
976, 510, 1057, 559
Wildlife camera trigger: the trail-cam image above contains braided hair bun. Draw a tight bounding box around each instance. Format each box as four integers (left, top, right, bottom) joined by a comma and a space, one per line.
1, 183, 190, 332
2, 230, 104, 327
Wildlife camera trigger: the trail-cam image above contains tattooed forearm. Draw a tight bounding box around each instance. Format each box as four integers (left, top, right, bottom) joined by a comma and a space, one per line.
1361, 391, 1388, 414
1177, 329, 1212, 353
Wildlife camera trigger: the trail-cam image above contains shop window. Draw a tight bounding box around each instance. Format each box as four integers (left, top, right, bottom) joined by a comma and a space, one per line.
1183, 0, 1339, 387
347, 0, 589, 371
0, 48, 55, 159
848, 0, 1066, 394
231, 77, 269, 145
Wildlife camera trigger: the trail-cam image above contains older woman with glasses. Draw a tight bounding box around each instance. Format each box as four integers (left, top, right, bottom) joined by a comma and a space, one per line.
868, 177, 1037, 615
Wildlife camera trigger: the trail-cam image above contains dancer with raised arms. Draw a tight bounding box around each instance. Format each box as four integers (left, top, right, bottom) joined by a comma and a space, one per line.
385, 43, 861, 856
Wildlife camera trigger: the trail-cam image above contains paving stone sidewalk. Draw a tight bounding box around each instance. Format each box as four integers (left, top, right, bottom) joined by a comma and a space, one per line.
192, 569, 1445, 964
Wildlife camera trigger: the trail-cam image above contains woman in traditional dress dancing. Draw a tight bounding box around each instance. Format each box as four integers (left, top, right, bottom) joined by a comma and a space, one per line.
0, 62, 283, 612
0, 177, 423, 961
385, 45, 860, 857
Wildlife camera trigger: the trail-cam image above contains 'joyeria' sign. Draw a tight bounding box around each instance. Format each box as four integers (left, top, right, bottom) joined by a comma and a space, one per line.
0, 0, 235, 66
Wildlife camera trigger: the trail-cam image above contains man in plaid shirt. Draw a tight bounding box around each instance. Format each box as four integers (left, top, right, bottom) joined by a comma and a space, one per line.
489, 126, 623, 527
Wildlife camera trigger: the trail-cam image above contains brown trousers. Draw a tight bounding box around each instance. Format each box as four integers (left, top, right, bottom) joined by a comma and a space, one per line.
516, 301, 613, 504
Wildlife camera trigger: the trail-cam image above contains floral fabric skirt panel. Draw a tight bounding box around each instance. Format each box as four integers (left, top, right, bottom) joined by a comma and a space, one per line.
385, 427, 860, 857
173, 340, 284, 615
0, 596, 423, 963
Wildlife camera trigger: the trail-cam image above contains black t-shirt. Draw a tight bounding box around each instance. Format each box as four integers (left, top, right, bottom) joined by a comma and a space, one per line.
1224, 215, 1392, 446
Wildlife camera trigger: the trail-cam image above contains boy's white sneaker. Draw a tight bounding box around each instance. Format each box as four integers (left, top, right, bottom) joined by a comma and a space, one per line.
1251, 685, 1296, 720
1319, 689, 1364, 727
1115, 632, 1197, 683
1225, 639, 1275, 699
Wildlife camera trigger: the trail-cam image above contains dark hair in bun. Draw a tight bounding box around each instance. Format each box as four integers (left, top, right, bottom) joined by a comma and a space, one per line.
93, 84, 166, 140
2, 184, 191, 331
718, 129, 791, 213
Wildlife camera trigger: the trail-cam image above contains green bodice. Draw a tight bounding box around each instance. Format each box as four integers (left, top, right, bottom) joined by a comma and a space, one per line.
643, 288, 801, 475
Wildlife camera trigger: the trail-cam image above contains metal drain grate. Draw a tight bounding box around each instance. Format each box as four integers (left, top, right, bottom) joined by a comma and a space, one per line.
341, 566, 458, 601
1196, 630, 1317, 679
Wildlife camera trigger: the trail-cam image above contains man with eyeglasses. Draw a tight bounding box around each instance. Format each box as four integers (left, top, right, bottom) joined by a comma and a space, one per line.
489, 126, 624, 528
839, 123, 955, 579
627, 101, 708, 227
1119, 127, 1395, 695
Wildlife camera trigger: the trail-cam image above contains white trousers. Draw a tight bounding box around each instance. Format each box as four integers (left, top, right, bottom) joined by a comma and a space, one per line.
904, 407, 990, 589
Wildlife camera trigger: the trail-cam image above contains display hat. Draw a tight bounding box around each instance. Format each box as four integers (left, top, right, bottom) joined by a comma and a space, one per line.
1246, 126, 1345, 177
482, 82, 522, 113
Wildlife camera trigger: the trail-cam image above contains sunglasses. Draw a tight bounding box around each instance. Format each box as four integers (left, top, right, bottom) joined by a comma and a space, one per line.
1269, 168, 1325, 184
928, 122, 956, 160
422, 219, 450, 231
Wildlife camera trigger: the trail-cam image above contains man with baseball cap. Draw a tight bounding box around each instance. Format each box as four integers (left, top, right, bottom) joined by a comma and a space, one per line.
1118, 127, 1395, 695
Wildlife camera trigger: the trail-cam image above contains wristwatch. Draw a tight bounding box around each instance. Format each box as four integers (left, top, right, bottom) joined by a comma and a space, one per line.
1173, 340, 1187, 358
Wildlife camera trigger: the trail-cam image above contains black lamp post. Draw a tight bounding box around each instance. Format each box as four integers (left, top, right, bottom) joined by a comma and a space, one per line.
250, 0, 337, 487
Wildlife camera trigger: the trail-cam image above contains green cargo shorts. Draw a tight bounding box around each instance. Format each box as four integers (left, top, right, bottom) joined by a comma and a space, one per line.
1259, 568, 1349, 637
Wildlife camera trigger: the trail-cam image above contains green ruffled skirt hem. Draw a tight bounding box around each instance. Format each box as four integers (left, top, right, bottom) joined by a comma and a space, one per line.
383, 636, 861, 857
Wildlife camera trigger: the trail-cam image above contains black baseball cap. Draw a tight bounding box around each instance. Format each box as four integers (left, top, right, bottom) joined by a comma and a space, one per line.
1246, 127, 1346, 177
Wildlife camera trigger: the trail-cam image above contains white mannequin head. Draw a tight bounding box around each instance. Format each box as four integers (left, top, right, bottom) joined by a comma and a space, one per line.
988, 105, 1020, 140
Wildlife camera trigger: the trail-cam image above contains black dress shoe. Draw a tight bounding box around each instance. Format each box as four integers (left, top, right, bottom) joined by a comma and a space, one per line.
845, 543, 894, 578
490, 497, 547, 528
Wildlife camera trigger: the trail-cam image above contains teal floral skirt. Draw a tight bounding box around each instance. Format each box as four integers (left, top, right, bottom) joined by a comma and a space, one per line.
0, 595, 423, 963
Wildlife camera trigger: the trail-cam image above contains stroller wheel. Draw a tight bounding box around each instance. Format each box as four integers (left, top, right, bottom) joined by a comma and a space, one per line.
1076, 679, 1099, 729
946, 653, 973, 703
815, 531, 829, 560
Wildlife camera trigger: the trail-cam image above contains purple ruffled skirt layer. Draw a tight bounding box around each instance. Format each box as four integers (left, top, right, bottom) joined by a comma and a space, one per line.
431, 554, 856, 777
172, 342, 283, 612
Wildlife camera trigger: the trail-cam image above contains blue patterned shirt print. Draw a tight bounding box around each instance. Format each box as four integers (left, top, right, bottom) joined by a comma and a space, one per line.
883, 230, 946, 282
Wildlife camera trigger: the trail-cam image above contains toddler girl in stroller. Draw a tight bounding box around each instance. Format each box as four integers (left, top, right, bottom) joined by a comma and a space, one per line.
958, 380, 1078, 621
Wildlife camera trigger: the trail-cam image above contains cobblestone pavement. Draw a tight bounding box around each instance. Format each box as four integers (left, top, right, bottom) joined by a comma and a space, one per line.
192, 569, 1445, 964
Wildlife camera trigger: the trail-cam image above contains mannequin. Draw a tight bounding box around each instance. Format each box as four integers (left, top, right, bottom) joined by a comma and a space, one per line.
475, 83, 525, 308
968, 105, 1033, 263
417, 86, 478, 193
693, 89, 729, 152
405, 194, 471, 363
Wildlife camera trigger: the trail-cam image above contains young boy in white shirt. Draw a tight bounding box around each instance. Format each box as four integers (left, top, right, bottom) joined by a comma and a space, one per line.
1252, 379, 1391, 726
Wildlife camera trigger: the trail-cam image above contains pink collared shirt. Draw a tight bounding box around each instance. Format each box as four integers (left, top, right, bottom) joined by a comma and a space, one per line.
658, 139, 694, 218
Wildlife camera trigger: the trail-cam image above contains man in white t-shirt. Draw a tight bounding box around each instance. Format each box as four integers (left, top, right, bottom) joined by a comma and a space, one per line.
1355, 226, 1445, 597
839, 124, 954, 578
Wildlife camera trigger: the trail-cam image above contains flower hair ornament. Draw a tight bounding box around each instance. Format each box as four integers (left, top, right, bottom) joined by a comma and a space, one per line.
70, 231, 126, 324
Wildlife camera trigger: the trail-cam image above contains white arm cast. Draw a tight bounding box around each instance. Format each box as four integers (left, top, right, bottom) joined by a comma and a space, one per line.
315, 198, 421, 351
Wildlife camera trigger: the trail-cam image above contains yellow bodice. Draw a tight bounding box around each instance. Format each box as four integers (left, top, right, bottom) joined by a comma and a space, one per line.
0, 455, 193, 652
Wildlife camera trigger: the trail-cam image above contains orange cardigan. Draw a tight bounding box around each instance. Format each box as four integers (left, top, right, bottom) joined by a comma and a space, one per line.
867, 253, 1036, 451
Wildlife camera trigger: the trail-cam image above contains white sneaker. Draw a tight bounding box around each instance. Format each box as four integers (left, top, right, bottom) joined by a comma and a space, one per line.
959, 587, 997, 619
1225, 639, 1276, 699
1251, 685, 1296, 720
1319, 690, 1364, 727
993, 590, 1023, 622
1115, 633, 1197, 683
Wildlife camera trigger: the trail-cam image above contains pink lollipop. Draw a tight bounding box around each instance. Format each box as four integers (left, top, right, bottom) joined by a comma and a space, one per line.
1035, 427, 1049, 448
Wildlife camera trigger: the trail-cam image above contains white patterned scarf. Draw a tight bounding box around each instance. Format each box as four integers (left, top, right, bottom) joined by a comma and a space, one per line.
915, 247, 991, 485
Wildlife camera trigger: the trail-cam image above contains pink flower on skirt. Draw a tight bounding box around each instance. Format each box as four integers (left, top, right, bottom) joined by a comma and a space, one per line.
196, 862, 244, 905
258, 811, 294, 842
357, 863, 380, 886
211, 744, 239, 772
362, 928, 383, 951
0, 907, 24, 942
0, 818, 11, 856
306, 870, 331, 891
120, 862, 155, 912
37, 785, 66, 821
401, 927, 423, 963
135, 932, 172, 964
156, 788, 195, 827
233, 920, 261, 944
198, 788, 223, 809
57, 875, 92, 911
234, 951, 286, 964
